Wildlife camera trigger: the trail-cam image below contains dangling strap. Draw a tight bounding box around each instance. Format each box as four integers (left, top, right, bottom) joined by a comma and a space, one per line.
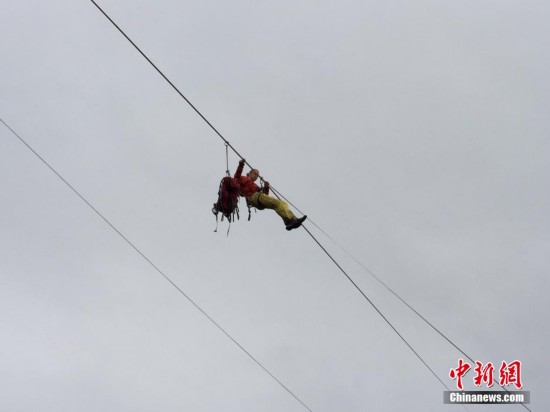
246, 197, 252, 221
214, 211, 219, 232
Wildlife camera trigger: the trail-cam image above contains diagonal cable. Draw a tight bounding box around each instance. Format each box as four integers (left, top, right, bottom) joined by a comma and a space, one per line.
86, 3, 530, 410
88, 1, 248, 162
89, 0, 286, 202
88, 0, 447, 394
300, 224, 452, 392
274, 181, 531, 411
0, 118, 312, 412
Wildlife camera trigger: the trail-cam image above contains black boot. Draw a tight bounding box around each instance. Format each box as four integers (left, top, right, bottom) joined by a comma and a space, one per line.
285, 215, 307, 231
285, 218, 296, 231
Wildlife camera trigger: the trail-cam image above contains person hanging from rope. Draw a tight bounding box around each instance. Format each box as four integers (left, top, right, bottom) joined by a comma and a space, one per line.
235, 158, 306, 231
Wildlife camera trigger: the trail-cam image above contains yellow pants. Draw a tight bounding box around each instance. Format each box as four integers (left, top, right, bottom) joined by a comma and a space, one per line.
249, 192, 296, 222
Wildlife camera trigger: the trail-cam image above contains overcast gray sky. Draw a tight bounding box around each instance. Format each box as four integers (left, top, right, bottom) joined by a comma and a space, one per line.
1, 1, 548, 411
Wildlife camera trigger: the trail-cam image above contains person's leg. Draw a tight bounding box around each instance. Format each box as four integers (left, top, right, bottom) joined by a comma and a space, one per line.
253, 193, 295, 222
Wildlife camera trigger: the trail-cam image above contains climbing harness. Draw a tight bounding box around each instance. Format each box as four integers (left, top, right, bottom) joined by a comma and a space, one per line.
245, 178, 266, 220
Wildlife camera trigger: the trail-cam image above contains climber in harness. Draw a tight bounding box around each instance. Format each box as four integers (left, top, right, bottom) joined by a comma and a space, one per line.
234, 158, 307, 231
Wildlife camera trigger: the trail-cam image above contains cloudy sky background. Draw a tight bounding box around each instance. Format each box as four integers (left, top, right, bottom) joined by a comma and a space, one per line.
1, 1, 548, 411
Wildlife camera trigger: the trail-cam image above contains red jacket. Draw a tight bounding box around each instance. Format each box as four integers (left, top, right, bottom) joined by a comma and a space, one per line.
234, 161, 270, 198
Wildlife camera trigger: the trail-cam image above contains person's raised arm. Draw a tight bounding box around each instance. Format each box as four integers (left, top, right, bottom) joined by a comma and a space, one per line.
234, 158, 245, 178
